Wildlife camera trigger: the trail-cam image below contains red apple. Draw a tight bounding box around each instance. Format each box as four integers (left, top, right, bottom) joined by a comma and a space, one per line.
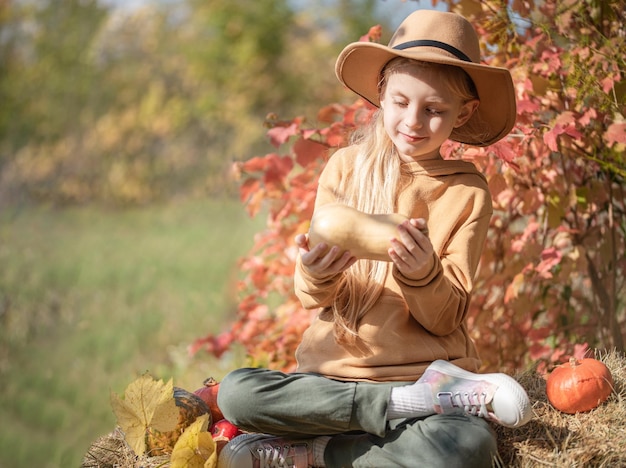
211, 419, 242, 441
211, 419, 243, 454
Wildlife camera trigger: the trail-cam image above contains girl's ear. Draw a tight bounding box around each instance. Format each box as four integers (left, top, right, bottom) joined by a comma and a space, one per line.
454, 99, 480, 128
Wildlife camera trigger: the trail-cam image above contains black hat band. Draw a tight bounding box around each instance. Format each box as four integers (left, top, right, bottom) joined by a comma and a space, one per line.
393, 40, 473, 63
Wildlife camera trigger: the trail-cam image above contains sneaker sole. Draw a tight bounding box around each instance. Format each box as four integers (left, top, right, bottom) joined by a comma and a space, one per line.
218, 433, 271, 468
429, 360, 532, 428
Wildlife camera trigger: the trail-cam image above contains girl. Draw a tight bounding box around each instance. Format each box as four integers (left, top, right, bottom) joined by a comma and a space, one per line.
217, 9, 530, 468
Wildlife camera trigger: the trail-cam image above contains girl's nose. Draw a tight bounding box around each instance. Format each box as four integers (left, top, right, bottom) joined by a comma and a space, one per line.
404, 109, 423, 129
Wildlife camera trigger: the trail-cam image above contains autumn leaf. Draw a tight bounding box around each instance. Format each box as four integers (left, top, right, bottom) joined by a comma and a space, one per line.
543, 125, 562, 152
170, 413, 217, 468
487, 173, 508, 199
359, 24, 382, 42
604, 122, 626, 147
241, 156, 268, 173
489, 140, 520, 169
110, 374, 179, 456
262, 154, 294, 189
239, 177, 261, 205
543, 122, 582, 152
323, 122, 350, 148
504, 272, 525, 304
267, 122, 299, 147
534, 247, 563, 279
293, 137, 326, 168
317, 104, 344, 123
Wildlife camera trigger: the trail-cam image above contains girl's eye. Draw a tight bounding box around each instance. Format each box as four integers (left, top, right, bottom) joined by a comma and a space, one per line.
393, 100, 408, 107
426, 107, 442, 115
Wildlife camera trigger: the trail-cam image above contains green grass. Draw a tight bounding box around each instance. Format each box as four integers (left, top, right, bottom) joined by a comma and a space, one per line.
0, 198, 265, 467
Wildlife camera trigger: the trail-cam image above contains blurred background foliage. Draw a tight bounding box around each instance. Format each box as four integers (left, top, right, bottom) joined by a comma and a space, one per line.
0, 1, 426, 465
0, 0, 417, 206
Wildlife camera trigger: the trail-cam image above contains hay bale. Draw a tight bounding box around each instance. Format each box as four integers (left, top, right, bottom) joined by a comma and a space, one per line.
84, 350, 625, 467
494, 349, 626, 467
81, 427, 170, 468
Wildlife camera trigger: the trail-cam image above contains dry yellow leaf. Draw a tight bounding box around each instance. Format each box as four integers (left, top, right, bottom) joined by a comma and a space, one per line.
170, 413, 218, 468
110, 373, 180, 456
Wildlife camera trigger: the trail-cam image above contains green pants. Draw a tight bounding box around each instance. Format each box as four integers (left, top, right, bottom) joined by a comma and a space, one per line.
218, 368, 498, 468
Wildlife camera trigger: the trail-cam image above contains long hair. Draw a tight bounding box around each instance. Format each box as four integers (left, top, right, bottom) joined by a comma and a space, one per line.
329, 58, 480, 344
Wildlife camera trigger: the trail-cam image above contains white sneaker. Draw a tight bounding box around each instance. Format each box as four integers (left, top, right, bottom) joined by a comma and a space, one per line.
421, 360, 532, 428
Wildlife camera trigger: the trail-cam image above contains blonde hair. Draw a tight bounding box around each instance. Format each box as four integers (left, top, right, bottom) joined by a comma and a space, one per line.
329, 58, 480, 344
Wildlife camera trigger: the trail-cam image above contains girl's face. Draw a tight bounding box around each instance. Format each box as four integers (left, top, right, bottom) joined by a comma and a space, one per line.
380, 66, 478, 163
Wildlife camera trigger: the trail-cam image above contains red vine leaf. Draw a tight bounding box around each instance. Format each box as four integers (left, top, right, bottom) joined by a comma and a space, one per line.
241, 156, 268, 173
534, 247, 562, 278
262, 155, 294, 191
318, 104, 345, 123
293, 137, 327, 168
239, 177, 260, 203
360, 25, 382, 42
267, 122, 299, 148
604, 122, 626, 147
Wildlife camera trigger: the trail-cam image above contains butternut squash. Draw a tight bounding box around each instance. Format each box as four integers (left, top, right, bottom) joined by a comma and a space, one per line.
308, 203, 408, 261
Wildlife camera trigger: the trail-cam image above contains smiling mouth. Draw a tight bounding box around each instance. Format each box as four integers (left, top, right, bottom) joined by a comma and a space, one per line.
401, 133, 426, 142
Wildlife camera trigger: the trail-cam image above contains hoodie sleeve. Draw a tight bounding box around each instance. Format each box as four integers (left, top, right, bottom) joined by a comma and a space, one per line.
293, 149, 350, 309
393, 182, 492, 336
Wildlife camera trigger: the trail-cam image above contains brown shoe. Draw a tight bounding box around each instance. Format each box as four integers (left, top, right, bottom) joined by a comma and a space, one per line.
218, 433, 318, 468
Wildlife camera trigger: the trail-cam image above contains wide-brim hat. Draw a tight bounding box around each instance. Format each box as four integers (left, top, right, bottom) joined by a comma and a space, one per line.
335, 9, 516, 146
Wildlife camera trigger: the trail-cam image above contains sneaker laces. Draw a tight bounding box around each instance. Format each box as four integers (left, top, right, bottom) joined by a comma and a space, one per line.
255, 441, 310, 468
437, 390, 494, 420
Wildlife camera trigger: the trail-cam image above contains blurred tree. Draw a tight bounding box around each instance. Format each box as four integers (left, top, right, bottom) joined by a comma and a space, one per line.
336, 0, 380, 41
0, 0, 395, 205
0, 0, 108, 147
180, 0, 296, 160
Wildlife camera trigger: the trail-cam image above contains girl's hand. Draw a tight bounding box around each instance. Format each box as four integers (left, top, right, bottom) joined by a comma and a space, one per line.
388, 218, 434, 278
295, 233, 356, 277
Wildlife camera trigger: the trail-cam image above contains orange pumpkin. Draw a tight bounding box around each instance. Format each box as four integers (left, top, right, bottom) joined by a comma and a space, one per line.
546, 357, 614, 414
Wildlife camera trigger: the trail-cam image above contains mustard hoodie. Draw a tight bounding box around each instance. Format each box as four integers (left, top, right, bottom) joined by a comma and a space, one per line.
294, 146, 493, 382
